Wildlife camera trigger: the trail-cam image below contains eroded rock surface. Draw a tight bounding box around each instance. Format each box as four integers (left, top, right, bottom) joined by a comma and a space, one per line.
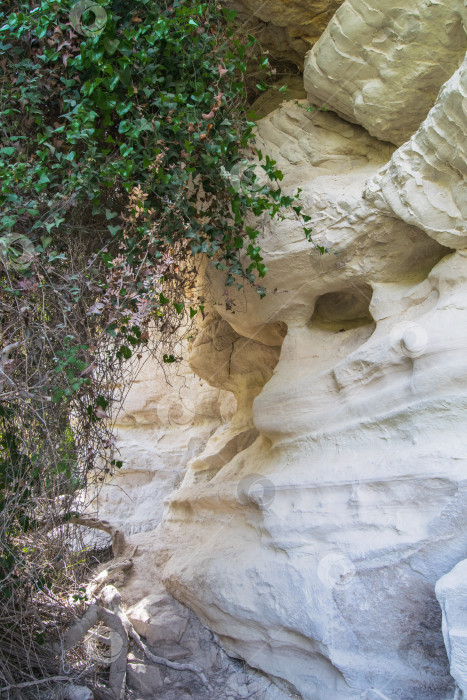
93, 355, 235, 535
118, 530, 300, 700
162, 250, 467, 699
157, 58, 466, 700
365, 55, 467, 249
304, 0, 467, 144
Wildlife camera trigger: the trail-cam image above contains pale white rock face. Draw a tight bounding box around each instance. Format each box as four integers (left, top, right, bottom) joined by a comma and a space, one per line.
200, 101, 445, 334
126, 592, 189, 645
157, 100, 466, 699
365, 55, 467, 249
436, 560, 467, 696
303, 0, 467, 145
93, 354, 235, 535
100, 4, 467, 699
162, 255, 467, 698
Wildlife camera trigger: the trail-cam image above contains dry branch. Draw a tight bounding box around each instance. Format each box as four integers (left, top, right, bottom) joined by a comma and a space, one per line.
0, 676, 72, 693
67, 516, 127, 558
49, 584, 212, 699
86, 559, 133, 601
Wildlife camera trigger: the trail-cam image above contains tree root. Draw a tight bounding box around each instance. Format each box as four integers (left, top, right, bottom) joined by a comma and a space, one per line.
127, 623, 212, 689
50, 584, 212, 699
51, 588, 128, 700
40, 512, 128, 558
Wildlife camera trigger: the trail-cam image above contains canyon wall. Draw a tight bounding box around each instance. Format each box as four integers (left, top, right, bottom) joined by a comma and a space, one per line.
100, 1, 467, 698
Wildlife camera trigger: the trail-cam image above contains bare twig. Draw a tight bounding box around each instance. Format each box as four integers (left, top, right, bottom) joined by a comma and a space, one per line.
0, 676, 72, 692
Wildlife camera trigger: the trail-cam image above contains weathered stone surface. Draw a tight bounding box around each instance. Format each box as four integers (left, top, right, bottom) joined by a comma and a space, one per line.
115, 534, 294, 699
228, 0, 344, 67
127, 661, 163, 695
189, 310, 284, 431
365, 55, 467, 249
304, 0, 467, 145
436, 559, 467, 696
59, 686, 94, 700
91, 355, 235, 534
158, 98, 465, 700
198, 102, 445, 335
127, 593, 189, 645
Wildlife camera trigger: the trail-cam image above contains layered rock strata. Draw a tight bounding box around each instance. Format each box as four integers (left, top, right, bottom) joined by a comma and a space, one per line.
160, 99, 465, 700
93, 355, 235, 535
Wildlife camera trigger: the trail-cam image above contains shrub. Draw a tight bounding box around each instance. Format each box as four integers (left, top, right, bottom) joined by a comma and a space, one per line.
0, 0, 309, 693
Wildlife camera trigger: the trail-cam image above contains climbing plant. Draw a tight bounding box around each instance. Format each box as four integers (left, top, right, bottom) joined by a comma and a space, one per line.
0, 0, 312, 693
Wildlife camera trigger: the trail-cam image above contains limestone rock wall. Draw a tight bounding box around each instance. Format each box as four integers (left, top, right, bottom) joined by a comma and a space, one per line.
365, 56, 467, 249
101, 2, 467, 698
159, 98, 467, 700
162, 249, 467, 699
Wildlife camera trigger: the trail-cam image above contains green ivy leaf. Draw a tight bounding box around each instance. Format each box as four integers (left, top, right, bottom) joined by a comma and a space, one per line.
117, 345, 132, 360
116, 102, 132, 117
